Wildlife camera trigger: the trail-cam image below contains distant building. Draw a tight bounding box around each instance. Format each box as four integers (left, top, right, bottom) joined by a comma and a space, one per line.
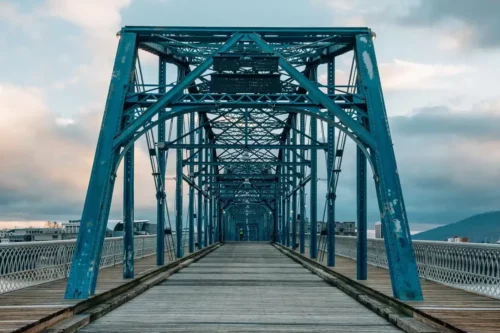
0, 228, 64, 243
62, 219, 155, 239
447, 236, 469, 243
375, 222, 383, 239
336, 221, 356, 236
110, 220, 156, 236
303, 221, 357, 236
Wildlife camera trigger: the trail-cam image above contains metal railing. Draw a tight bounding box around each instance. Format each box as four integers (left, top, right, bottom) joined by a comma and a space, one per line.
0, 233, 192, 294
303, 234, 500, 299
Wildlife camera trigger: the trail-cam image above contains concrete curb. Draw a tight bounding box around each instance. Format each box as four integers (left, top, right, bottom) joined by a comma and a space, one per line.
16, 243, 222, 333
273, 243, 461, 333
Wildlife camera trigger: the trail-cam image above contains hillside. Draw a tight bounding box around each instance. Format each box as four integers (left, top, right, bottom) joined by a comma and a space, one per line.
412, 211, 500, 243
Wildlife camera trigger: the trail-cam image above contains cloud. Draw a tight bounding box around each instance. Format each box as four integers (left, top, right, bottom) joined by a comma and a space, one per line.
379, 59, 472, 90
0, 84, 171, 222
42, 0, 131, 33
0, 2, 40, 38
399, 0, 500, 49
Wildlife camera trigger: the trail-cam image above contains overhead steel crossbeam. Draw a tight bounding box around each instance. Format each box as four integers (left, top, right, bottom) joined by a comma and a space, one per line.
65, 26, 423, 303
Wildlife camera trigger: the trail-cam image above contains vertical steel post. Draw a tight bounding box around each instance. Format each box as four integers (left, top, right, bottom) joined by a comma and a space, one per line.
175, 114, 184, 258
281, 196, 286, 245
273, 201, 278, 242
357, 134, 367, 279
327, 60, 336, 267
355, 34, 422, 300
188, 112, 195, 253
156, 57, 166, 266
203, 197, 208, 247
197, 119, 203, 249
123, 144, 134, 278
310, 115, 318, 259
65, 33, 137, 299
285, 142, 290, 247
299, 114, 306, 254
291, 115, 298, 250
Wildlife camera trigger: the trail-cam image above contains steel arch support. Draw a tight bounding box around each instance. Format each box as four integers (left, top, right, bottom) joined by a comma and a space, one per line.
65, 33, 138, 299
355, 34, 423, 301
113, 33, 244, 147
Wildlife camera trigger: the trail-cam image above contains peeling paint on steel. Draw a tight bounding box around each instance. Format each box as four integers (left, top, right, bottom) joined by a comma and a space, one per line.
362, 51, 374, 80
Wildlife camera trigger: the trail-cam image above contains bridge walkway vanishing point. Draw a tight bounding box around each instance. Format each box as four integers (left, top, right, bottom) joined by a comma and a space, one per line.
79, 243, 404, 333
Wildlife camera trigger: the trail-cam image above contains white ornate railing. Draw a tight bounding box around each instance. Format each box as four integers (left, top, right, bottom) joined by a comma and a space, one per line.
0, 234, 191, 294
305, 234, 500, 299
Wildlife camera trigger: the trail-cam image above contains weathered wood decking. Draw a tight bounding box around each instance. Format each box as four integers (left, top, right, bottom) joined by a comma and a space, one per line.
0, 249, 180, 333
80, 243, 402, 332
310, 248, 500, 333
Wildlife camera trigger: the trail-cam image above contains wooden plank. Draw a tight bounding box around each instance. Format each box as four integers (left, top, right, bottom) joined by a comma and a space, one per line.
309, 249, 500, 332
0, 250, 179, 333
80, 244, 403, 332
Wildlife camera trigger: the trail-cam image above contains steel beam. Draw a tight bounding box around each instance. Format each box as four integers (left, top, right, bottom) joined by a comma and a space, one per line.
183, 161, 310, 166
123, 143, 134, 278
357, 133, 367, 279
355, 34, 422, 301
113, 33, 244, 147
299, 113, 306, 254
327, 60, 336, 267
189, 112, 195, 253
197, 119, 204, 249
175, 113, 184, 258
310, 116, 318, 259
291, 115, 298, 250
156, 57, 166, 266
160, 143, 328, 150
65, 33, 137, 299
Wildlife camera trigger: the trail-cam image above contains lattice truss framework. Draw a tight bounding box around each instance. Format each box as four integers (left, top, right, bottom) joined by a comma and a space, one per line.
65, 27, 423, 302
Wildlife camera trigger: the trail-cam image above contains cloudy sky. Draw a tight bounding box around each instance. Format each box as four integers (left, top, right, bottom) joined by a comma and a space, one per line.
0, 0, 499, 232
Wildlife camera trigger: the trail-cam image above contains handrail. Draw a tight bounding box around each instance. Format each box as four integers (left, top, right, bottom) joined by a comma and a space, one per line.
301, 234, 500, 299
0, 232, 194, 294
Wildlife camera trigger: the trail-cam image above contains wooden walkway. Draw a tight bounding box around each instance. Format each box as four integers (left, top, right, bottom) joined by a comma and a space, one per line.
0, 250, 178, 333
309, 249, 500, 333
80, 243, 403, 332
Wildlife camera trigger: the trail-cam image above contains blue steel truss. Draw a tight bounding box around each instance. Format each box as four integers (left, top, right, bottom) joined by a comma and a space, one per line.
65, 26, 423, 301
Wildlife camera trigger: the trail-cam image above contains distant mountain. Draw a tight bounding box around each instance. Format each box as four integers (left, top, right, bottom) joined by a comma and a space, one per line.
412, 211, 500, 243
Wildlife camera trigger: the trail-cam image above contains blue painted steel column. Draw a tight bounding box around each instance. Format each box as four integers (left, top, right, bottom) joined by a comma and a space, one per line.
208, 196, 213, 245
357, 134, 367, 279
286, 134, 291, 247
299, 114, 306, 254
175, 114, 184, 258
156, 57, 166, 266
355, 34, 423, 301
327, 60, 336, 267
291, 115, 298, 250
281, 197, 286, 245
310, 116, 318, 259
273, 201, 278, 242
203, 197, 208, 247
197, 119, 203, 248
65, 33, 137, 299
188, 112, 195, 253
123, 144, 134, 278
